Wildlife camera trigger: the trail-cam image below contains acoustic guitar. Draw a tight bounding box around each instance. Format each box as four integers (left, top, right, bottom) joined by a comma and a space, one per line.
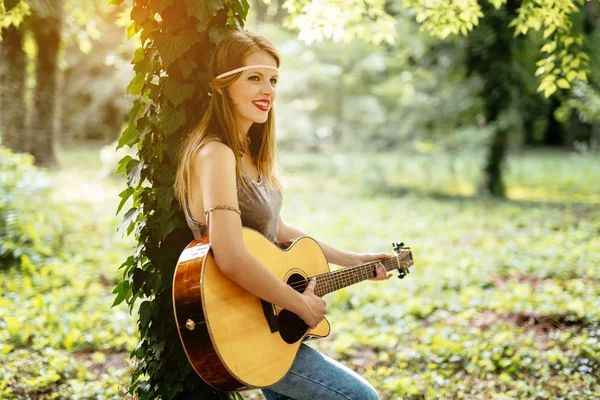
172, 227, 414, 391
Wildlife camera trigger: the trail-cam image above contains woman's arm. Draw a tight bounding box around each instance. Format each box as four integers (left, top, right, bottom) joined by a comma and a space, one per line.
277, 217, 393, 282
193, 142, 326, 327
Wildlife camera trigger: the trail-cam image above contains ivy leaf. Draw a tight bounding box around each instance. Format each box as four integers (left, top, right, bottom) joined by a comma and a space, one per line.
128, 99, 144, 123
117, 187, 134, 215
133, 268, 149, 295
119, 255, 135, 273
154, 30, 195, 69
149, 0, 174, 14
117, 122, 139, 150
140, 19, 159, 43
208, 25, 227, 44
139, 301, 152, 327
131, 6, 150, 25
132, 47, 145, 64
116, 156, 133, 175
4, 0, 20, 12
186, 0, 224, 31
164, 80, 196, 107
155, 187, 174, 211
158, 105, 187, 135
127, 158, 143, 187
111, 280, 130, 308
241, 0, 250, 19
127, 72, 146, 96
167, 382, 184, 400
177, 58, 196, 80
118, 207, 141, 234
127, 22, 140, 39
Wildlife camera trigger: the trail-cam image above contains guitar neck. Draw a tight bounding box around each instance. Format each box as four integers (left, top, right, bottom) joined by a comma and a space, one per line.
313, 251, 413, 297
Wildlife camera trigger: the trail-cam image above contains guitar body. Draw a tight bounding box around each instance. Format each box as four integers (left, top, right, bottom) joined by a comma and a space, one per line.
172, 228, 331, 392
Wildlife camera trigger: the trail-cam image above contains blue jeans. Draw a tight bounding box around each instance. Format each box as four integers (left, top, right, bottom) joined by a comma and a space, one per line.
260, 344, 380, 400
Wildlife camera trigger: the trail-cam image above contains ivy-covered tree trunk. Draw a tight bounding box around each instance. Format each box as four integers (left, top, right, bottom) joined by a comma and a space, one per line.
0, 25, 28, 153
111, 0, 250, 399
29, 0, 62, 167
467, 1, 519, 197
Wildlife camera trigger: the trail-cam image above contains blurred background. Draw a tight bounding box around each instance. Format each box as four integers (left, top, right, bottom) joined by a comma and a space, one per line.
1, 0, 599, 399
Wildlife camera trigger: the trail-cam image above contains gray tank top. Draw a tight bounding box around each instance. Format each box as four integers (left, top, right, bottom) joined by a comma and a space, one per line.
183, 174, 283, 244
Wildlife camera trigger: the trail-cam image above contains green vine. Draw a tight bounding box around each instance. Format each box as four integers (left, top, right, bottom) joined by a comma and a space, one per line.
110, 0, 249, 398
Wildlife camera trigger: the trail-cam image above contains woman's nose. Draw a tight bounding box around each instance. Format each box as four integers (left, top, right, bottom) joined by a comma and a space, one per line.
262, 81, 275, 95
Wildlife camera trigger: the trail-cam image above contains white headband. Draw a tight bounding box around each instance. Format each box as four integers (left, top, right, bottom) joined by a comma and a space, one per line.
216, 64, 278, 79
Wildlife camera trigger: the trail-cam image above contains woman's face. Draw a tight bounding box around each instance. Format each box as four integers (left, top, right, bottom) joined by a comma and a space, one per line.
227, 50, 278, 134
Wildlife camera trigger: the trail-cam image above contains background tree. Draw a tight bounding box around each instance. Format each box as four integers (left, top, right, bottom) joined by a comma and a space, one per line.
0, 1, 29, 154
29, 0, 63, 166
0, 0, 123, 164
283, 0, 597, 196
0, 24, 27, 153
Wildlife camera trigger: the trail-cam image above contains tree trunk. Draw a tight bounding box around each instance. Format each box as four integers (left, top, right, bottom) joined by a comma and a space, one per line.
543, 97, 564, 146
0, 25, 28, 153
467, 1, 518, 197
30, 0, 63, 167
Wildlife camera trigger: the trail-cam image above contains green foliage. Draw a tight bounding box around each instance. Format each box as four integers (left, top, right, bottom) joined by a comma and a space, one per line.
0, 144, 137, 399
111, 0, 250, 398
0, 146, 64, 268
2, 143, 599, 398
3, 0, 20, 13
282, 0, 396, 44
0, 0, 29, 29
254, 18, 485, 153
0, 256, 136, 398
279, 150, 600, 399
401, 0, 592, 98
512, 0, 589, 97
403, 0, 484, 38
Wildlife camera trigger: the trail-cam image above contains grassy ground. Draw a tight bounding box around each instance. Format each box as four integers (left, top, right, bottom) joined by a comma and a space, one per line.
1, 142, 599, 399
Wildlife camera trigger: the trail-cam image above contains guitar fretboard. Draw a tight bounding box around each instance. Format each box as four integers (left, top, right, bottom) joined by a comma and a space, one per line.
312, 250, 413, 297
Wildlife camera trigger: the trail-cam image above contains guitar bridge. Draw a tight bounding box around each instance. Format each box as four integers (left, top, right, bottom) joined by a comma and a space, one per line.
261, 299, 280, 333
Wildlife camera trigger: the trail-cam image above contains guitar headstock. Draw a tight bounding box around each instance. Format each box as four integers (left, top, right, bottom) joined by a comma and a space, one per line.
392, 242, 414, 279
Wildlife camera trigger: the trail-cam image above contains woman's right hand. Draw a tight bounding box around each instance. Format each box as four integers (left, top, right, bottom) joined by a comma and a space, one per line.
298, 278, 327, 328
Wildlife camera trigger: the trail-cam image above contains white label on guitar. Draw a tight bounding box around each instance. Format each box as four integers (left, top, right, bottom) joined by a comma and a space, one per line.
178, 244, 210, 263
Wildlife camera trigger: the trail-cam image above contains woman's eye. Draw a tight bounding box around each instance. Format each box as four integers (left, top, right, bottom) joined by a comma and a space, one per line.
249, 76, 259, 81
270, 79, 278, 85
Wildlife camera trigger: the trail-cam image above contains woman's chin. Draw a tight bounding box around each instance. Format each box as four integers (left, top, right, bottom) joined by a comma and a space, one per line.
253, 116, 269, 124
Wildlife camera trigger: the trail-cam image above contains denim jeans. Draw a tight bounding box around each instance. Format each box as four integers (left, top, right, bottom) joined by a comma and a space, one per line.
260, 344, 380, 400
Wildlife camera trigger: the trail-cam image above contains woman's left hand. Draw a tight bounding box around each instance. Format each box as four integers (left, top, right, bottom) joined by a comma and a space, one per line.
353, 252, 394, 281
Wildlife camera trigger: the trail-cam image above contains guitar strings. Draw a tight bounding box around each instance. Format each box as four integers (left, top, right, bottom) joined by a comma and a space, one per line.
284, 251, 412, 293
283, 251, 412, 292
305, 252, 412, 294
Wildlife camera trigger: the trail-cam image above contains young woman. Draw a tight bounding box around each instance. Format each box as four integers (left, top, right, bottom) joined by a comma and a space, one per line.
175, 30, 393, 400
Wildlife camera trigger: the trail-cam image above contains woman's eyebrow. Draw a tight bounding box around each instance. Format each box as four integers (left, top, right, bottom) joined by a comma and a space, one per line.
250, 71, 279, 78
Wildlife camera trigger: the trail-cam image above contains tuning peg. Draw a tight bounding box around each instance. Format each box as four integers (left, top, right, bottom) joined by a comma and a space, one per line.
397, 268, 406, 279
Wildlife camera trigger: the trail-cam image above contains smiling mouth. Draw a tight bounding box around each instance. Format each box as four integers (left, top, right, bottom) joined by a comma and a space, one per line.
252, 101, 270, 111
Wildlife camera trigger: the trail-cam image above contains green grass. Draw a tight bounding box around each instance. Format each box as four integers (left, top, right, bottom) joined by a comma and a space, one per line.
1, 143, 599, 399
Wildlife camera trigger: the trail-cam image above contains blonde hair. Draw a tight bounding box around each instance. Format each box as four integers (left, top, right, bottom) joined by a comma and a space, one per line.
174, 30, 283, 208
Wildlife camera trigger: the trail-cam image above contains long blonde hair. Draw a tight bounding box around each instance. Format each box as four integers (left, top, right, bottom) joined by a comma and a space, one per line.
174, 30, 283, 207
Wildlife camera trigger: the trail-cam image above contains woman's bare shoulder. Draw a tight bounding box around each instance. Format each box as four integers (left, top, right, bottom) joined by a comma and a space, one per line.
196, 140, 234, 165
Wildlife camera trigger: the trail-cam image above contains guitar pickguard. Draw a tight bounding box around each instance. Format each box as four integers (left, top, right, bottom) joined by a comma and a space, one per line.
277, 273, 310, 344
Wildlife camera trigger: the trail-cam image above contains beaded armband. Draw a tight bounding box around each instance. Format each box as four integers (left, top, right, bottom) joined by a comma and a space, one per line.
204, 205, 241, 217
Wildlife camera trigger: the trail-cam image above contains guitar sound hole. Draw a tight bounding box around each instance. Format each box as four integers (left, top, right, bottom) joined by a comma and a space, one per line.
278, 273, 309, 344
